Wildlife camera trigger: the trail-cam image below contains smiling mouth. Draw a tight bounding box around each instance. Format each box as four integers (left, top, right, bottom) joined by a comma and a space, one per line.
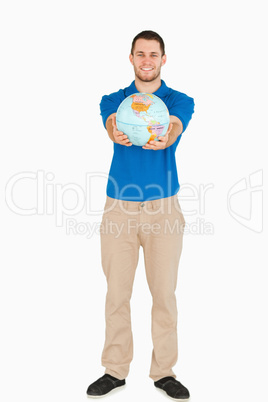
141, 67, 154, 71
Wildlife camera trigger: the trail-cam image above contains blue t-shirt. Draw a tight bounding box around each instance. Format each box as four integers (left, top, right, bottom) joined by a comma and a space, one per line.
100, 80, 194, 201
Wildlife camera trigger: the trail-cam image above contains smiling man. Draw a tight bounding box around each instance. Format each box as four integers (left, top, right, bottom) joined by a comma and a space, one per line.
131, 38, 165, 83
86, 31, 195, 400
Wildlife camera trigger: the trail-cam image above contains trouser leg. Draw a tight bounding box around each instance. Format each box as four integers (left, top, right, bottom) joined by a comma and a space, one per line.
141, 197, 185, 381
100, 203, 140, 380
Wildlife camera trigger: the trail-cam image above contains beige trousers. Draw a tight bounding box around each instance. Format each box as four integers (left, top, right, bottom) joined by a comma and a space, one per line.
100, 195, 185, 382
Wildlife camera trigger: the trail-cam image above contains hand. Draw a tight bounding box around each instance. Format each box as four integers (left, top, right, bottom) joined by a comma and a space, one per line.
142, 123, 173, 150
112, 115, 132, 146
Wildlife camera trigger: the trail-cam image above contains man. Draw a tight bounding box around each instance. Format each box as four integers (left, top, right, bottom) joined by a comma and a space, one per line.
86, 31, 194, 400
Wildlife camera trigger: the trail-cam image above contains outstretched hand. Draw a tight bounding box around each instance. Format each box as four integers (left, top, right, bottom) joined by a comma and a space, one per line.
112, 115, 132, 147
142, 123, 173, 150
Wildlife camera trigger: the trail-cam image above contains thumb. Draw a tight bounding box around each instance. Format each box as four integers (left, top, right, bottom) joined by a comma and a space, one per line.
167, 123, 173, 134
158, 135, 166, 141
112, 115, 116, 127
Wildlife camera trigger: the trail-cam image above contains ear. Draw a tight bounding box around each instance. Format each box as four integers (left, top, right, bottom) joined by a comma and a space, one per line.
161, 54, 167, 66
129, 54, 134, 65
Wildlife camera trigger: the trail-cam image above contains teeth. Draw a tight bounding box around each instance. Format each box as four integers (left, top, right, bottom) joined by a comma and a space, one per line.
141, 68, 153, 71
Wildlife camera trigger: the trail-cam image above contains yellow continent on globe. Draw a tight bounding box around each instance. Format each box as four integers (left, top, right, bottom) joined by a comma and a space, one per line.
131, 102, 151, 113
146, 126, 157, 141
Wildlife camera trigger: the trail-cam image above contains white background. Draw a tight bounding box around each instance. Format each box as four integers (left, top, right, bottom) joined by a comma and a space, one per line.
0, 1, 267, 401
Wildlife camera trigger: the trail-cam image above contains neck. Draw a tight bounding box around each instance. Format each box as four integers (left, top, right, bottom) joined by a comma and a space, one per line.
134, 76, 162, 93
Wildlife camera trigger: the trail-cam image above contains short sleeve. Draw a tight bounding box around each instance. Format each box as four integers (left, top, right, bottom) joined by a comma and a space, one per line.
168, 92, 195, 133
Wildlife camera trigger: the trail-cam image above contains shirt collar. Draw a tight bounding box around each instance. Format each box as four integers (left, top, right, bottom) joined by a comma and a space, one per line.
125, 80, 169, 97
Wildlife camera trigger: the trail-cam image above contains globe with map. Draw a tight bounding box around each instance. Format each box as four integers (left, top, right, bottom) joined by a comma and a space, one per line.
116, 93, 170, 146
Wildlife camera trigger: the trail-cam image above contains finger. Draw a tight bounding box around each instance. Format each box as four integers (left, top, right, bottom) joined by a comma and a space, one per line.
118, 135, 132, 146
144, 139, 166, 150
121, 138, 131, 144
155, 136, 168, 148
120, 138, 132, 146
145, 139, 159, 146
114, 131, 125, 139
142, 143, 157, 150
116, 133, 127, 138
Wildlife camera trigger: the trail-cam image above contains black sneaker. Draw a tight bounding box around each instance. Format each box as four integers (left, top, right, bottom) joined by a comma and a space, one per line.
86, 374, 126, 398
154, 376, 190, 400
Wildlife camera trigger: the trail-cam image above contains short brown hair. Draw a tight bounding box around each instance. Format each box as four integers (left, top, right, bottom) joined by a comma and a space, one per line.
131, 30, 165, 56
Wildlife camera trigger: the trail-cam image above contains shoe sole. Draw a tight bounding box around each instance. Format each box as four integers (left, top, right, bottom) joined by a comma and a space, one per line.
87, 384, 126, 398
155, 386, 190, 401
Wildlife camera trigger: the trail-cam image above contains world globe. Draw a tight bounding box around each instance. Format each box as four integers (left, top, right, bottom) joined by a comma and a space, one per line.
116, 93, 170, 146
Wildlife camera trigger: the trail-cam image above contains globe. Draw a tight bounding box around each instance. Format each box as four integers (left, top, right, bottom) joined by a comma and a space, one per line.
116, 93, 170, 146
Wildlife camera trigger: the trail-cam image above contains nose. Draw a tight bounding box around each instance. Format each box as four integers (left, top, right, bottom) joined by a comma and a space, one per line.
144, 56, 152, 63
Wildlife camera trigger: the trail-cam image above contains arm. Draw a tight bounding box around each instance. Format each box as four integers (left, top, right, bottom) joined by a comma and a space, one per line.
142, 115, 183, 150
105, 113, 133, 146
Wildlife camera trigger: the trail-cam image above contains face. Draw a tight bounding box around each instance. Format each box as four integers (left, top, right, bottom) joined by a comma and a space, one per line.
129, 39, 166, 83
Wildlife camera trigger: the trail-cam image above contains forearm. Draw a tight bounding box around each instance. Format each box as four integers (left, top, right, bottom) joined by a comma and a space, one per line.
165, 121, 183, 148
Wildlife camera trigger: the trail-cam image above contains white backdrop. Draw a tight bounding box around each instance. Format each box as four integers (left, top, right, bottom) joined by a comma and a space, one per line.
1, 1, 267, 401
